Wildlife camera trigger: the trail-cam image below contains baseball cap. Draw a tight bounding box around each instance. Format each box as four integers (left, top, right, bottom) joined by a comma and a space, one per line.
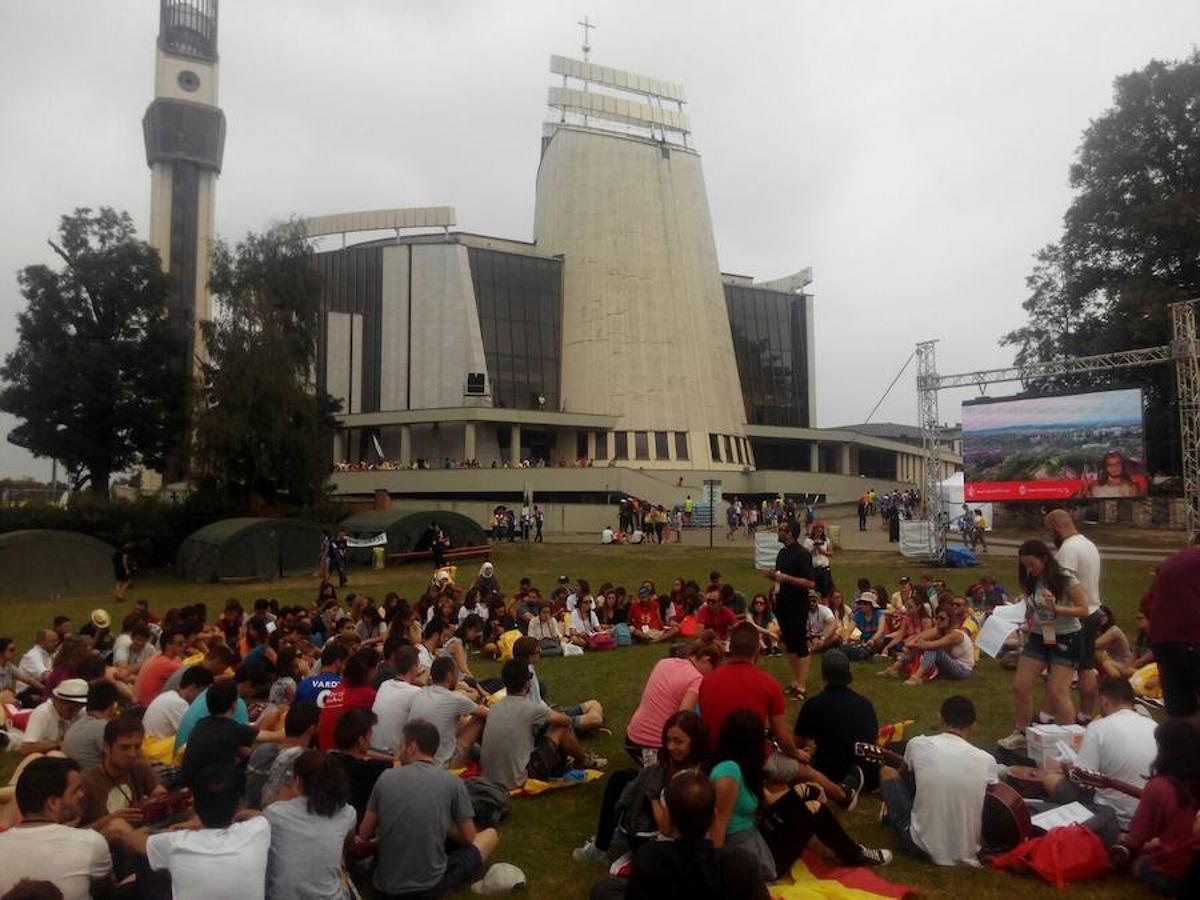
857, 591, 877, 606
471, 862, 526, 895
637, 585, 651, 596
53, 678, 89, 704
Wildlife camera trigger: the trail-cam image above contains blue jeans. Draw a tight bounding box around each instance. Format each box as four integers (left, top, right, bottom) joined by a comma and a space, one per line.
919, 649, 972, 680
878, 776, 927, 860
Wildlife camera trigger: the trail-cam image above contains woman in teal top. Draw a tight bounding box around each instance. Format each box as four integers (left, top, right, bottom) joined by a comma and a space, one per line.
710, 709, 776, 880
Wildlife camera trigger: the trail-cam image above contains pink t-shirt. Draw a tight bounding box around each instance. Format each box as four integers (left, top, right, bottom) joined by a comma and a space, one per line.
626, 657, 703, 747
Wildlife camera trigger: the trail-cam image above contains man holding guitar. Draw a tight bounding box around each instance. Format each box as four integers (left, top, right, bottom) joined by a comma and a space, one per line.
873, 696, 1000, 866
1038, 677, 1156, 844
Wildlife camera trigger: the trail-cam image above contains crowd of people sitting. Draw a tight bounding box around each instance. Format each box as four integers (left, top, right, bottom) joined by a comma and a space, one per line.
0, 508, 1197, 899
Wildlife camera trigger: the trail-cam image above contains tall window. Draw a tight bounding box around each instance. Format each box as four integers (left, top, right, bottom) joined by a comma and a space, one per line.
615, 431, 629, 460
634, 432, 649, 460
593, 431, 608, 460
576, 431, 588, 460
709, 433, 722, 462
675, 432, 689, 460
734, 438, 744, 464
654, 431, 669, 459
723, 434, 733, 463
724, 284, 810, 427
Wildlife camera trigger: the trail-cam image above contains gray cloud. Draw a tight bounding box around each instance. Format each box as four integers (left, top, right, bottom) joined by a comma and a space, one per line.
1, 0, 1196, 478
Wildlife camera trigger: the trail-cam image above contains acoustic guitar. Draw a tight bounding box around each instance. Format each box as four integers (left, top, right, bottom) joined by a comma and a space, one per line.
1068, 765, 1144, 800
855, 741, 1034, 852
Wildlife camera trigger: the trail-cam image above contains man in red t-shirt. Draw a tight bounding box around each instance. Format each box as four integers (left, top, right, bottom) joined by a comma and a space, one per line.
698, 622, 848, 803
133, 628, 188, 707
695, 590, 738, 643
629, 585, 677, 643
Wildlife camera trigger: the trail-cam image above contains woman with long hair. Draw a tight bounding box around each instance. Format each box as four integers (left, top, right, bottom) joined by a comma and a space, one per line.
1090, 450, 1140, 498
265, 749, 357, 900
895, 603, 974, 685
624, 636, 722, 764
1119, 719, 1200, 895
804, 522, 835, 597
1093, 604, 1135, 679
747, 593, 781, 655
574, 709, 710, 864
999, 539, 1090, 751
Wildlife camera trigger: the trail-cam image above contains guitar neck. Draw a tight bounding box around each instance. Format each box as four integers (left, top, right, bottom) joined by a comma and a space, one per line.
855, 742, 904, 770
1070, 768, 1144, 800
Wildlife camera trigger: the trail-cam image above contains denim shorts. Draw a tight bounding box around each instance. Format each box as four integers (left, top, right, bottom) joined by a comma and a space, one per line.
1022, 629, 1084, 669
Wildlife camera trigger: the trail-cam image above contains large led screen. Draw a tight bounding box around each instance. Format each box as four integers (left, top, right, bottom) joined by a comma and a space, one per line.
962, 387, 1147, 502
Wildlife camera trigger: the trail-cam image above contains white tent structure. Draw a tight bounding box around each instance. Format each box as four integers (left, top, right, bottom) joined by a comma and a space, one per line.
931, 472, 993, 530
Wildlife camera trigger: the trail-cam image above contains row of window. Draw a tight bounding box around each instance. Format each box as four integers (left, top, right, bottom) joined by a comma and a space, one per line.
576, 430, 691, 462
709, 432, 754, 467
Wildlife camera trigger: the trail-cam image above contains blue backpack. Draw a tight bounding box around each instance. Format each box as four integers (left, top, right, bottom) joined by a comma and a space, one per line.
612, 623, 633, 646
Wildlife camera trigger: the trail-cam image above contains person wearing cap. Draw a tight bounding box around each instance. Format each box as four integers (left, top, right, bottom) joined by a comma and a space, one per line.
850, 593, 886, 651
629, 585, 677, 644
78, 610, 114, 657
793, 651, 879, 798
18, 678, 89, 756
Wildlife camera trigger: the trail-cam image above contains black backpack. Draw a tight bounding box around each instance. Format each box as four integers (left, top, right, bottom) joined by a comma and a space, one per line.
465, 777, 512, 828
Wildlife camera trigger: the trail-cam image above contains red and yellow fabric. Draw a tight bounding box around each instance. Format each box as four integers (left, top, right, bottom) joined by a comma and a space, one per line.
771, 850, 915, 899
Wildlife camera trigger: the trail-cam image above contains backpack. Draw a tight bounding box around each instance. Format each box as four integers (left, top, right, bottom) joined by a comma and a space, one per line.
539, 638, 564, 657
612, 623, 633, 646
588, 632, 617, 652
465, 777, 512, 829
612, 765, 665, 852
987, 824, 1110, 888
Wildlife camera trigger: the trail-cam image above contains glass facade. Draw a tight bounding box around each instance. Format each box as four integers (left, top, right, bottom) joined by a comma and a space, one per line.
467, 248, 562, 411
724, 284, 811, 427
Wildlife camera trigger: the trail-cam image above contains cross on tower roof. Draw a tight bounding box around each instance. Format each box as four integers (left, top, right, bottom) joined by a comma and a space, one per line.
578, 15, 596, 61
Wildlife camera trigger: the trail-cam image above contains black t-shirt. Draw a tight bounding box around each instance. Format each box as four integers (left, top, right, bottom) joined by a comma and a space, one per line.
792, 684, 879, 784
113, 551, 131, 581
181, 716, 257, 787
775, 542, 814, 621
330, 751, 391, 823
626, 837, 769, 900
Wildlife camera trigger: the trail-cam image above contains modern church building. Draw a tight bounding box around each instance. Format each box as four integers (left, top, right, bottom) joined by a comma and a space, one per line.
311, 55, 959, 524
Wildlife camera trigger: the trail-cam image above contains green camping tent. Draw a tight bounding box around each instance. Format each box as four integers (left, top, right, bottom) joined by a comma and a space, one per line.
175, 517, 325, 583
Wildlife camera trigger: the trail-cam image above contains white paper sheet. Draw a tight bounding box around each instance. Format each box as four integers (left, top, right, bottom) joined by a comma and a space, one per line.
989, 600, 1027, 623
1031, 801, 1094, 830
976, 613, 1017, 658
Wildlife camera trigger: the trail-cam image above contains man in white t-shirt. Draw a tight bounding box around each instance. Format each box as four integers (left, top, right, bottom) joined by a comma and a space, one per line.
19, 678, 89, 756
16, 628, 57, 697
0, 756, 112, 900
371, 645, 425, 753
807, 601, 838, 653
1045, 509, 1102, 719
106, 764, 271, 900
1039, 677, 1157, 841
879, 695, 998, 866
600, 526, 614, 544
142, 665, 214, 740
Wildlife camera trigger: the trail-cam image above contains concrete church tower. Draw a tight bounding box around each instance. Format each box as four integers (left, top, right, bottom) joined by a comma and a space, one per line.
142, 0, 225, 381
534, 55, 749, 469
142, 0, 225, 480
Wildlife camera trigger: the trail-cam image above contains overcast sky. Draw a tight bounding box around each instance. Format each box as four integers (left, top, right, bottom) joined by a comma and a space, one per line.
1, 0, 1196, 479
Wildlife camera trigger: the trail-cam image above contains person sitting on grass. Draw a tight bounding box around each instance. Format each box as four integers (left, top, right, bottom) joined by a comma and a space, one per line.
575, 710, 710, 865
358, 719, 500, 899
878, 695, 998, 866
624, 638, 722, 766
105, 764, 270, 900
408, 658, 488, 768
0, 756, 112, 900
1113, 718, 1200, 895
568, 596, 606, 648
871, 592, 930, 658
793, 650, 879, 795
709, 710, 891, 883
880, 604, 974, 685
17, 679, 88, 757
806, 596, 839, 655
746, 594, 781, 655
628, 585, 678, 644
589, 769, 770, 900
480, 660, 599, 790
512, 637, 606, 735
79, 714, 166, 829
264, 749, 357, 900
695, 589, 738, 646
850, 594, 886, 650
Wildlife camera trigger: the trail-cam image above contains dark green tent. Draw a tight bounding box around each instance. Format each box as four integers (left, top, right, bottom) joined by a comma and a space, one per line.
175, 517, 325, 583
340, 509, 486, 562
0, 530, 116, 601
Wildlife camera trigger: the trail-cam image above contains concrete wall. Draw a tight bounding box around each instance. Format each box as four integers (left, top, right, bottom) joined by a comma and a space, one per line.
533, 125, 747, 465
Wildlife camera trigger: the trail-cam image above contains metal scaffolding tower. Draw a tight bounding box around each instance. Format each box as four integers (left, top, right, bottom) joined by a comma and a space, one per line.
917, 298, 1200, 561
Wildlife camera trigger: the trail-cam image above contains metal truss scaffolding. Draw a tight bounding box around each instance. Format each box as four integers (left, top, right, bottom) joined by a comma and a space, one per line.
917, 299, 1200, 561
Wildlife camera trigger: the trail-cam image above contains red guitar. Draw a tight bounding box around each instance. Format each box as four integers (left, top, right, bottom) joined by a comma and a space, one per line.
855, 741, 1033, 852
1068, 765, 1144, 800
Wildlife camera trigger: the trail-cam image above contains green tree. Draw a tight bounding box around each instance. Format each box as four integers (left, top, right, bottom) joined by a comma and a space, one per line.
1003, 51, 1200, 473
0, 208, 187, 494
194, 219, 340, 505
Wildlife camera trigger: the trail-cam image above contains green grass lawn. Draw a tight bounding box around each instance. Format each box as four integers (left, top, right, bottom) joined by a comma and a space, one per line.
1, 540, 1162, 898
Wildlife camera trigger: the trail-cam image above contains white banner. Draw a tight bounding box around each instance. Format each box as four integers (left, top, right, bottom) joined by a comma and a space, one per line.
344, 533, 387, 548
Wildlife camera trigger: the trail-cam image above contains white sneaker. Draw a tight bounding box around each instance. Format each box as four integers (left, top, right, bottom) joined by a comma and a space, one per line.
573, 838, 607, 864
997, 730, 1027, 751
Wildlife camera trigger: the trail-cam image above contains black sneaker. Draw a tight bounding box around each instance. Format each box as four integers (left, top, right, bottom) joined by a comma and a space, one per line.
856, 845, 893, 866
839, 764, 865, 812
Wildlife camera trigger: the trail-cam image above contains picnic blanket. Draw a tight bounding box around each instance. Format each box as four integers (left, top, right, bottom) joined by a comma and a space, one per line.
771, 850, 915, 899
454, 763, 604, 796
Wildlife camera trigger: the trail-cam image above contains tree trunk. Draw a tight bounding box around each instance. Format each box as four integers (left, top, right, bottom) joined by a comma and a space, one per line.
88, 465, 111, 497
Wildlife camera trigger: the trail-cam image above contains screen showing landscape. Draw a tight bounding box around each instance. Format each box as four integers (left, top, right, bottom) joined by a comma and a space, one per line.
961, 388, 1147, 502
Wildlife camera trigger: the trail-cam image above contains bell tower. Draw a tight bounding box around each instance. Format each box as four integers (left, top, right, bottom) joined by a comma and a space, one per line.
142, 0, 225, 479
